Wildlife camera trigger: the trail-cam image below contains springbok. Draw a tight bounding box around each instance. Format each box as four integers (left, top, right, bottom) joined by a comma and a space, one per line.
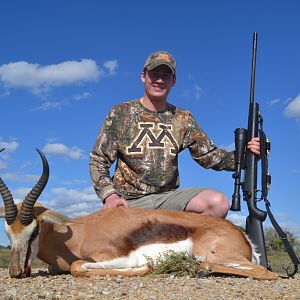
0, 149, 278, 280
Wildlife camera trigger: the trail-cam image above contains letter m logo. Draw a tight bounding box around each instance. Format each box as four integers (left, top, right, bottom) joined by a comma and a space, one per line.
127, 122, 179, 155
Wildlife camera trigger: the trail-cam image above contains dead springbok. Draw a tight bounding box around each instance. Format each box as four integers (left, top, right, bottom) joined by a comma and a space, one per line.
0, 149, 278, 280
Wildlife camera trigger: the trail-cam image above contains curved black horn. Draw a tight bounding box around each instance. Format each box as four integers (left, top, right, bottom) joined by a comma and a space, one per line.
0, 148, 17, 224
19, 149, 49, 225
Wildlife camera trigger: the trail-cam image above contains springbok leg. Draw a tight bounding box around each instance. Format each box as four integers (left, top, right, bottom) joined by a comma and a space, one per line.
197, 261, 278, 280
70, 260, 150, 277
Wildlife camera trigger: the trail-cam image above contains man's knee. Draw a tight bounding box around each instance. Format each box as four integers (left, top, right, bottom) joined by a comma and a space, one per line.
185, 189, 230, 218
211, 190, 230, 208
212, 191, 230, 216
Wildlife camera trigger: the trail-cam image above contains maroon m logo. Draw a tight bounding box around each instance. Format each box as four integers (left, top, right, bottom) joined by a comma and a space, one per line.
127, 123, 179, 155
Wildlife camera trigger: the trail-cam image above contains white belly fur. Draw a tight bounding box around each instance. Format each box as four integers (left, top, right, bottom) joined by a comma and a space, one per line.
82, 238, 193, 270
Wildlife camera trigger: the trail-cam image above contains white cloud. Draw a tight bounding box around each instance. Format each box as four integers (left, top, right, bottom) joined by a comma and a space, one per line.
45, 186, 101, 217
31, 100, 69, 111
11, 187, 31, 203
194, 83, 203, 99
227, 213, 247, 227
284, 94, 300, 119
269, 98, 280, 107
181, 81, 204, 101
0, 183, 100, 218
0, 59, 101, 95
51, 187, 97, 203
103, 60, 118, 75
0, 138, 19, 152
74, 92, 92, 101
42, 143, 85, 160
1, 172, 39, 183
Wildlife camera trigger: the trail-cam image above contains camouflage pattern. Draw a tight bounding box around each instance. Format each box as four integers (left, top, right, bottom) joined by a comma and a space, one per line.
90, 99, 235, 201
143, 51, 176, 74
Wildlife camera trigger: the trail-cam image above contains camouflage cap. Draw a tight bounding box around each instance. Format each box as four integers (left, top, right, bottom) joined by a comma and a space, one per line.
143, 51, 176, 74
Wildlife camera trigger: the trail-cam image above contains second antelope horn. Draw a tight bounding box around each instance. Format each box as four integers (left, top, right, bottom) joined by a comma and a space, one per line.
19, 149, 49, 225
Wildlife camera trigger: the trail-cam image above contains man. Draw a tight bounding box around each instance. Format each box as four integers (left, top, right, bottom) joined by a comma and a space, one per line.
90, 51, 260, 218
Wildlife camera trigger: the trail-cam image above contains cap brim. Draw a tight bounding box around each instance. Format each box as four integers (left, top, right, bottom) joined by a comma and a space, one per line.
146, 62, 175, 74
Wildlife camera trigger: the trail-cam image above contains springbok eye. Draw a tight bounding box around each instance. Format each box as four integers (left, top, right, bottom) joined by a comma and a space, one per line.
28, 226, 39, 244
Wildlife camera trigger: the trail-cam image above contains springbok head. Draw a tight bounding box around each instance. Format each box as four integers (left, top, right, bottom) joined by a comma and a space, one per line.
0, 148, 49, 278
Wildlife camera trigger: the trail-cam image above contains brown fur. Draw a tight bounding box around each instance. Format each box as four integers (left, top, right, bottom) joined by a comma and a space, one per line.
10, 217, 26, 233
7, 204, 30, 233
125, 222, 195, 250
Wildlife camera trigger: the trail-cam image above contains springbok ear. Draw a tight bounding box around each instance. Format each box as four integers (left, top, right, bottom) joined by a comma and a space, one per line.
37, 209, 78, 225
0, 206, 5, 218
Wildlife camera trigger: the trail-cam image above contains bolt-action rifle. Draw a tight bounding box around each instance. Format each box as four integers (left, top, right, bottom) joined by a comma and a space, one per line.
230, 32, 299, 277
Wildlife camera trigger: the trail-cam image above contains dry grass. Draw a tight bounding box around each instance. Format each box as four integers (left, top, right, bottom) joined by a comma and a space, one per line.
0, 248, 10, 268
267, 250, 300, 274
147, 250, 199, 277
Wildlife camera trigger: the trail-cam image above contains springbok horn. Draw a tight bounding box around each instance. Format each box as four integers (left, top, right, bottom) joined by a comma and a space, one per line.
0, 148, 17, 224
19, 149, 49, 225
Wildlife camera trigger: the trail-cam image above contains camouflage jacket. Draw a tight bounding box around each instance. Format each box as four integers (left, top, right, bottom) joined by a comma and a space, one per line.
90, 99, 235, 201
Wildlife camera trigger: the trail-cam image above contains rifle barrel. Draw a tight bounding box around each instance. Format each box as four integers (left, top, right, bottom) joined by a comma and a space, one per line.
249, 32, 257, 106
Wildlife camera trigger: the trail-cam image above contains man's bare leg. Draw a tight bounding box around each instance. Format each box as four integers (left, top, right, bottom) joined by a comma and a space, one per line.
185, 189, 230, 218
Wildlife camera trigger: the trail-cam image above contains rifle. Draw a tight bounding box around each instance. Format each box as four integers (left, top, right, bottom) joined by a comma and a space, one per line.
230, 32, 299, 277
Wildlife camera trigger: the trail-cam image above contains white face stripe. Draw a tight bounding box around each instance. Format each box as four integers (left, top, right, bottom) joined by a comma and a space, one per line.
5, 219, 38, 247
83, 238, 193, 270
4, 219, 39, 270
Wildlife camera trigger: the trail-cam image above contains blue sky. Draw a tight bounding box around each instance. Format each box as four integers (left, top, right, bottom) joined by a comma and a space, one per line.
0, 0, 299, 245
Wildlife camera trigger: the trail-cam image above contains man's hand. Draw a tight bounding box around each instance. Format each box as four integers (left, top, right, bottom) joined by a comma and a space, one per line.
247, 137, 260, 156
104, 193, 129, 209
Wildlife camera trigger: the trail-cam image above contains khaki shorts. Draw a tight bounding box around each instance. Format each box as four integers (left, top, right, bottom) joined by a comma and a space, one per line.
127, 188, 207, 211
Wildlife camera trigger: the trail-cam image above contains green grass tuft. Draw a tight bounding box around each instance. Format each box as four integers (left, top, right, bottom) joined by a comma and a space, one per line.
146, 250, 199, 277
